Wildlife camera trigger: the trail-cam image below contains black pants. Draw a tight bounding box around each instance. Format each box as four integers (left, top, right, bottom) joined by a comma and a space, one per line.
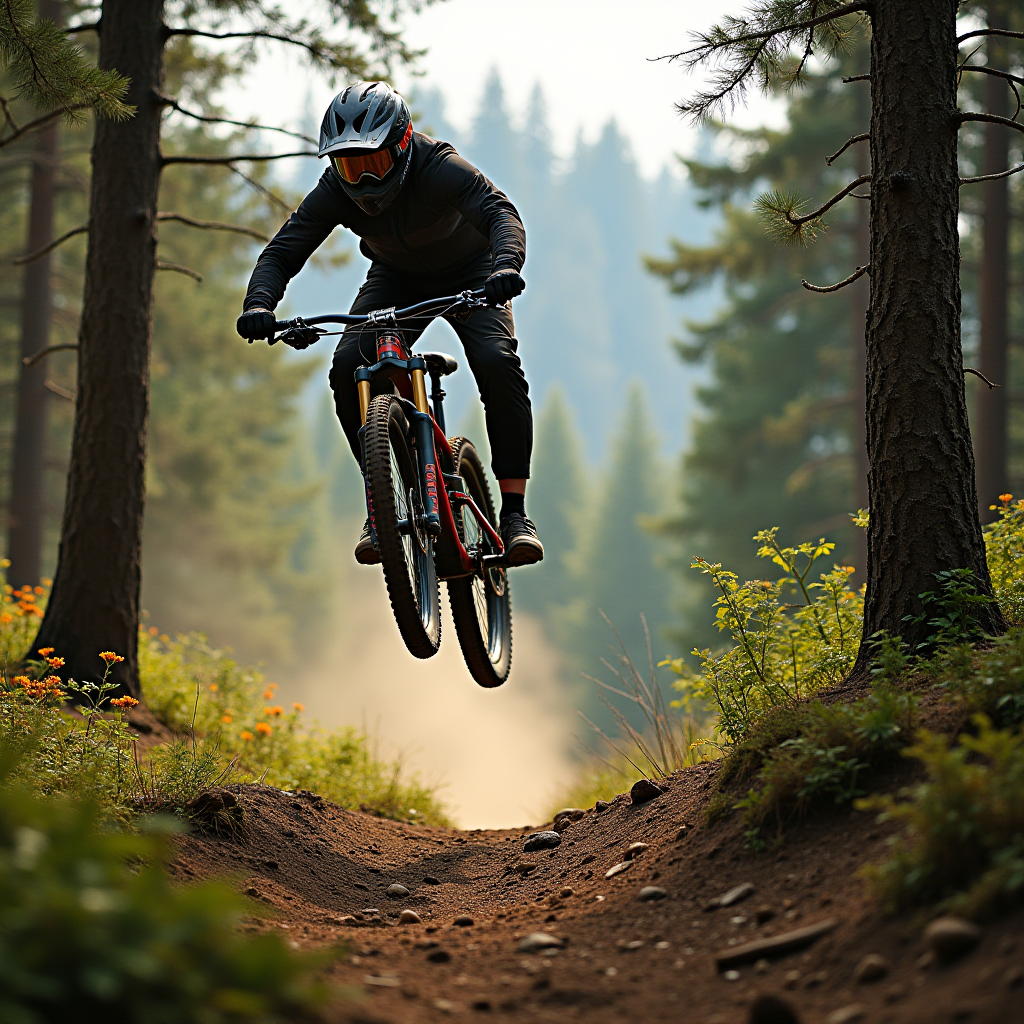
328, 262, 533, 480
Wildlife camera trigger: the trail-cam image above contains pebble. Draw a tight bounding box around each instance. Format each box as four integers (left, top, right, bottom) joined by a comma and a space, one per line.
755, 905, 776, 924
854, 953, 889, 983
423, 875, 440, 885
630, 778, 664, 805
559, 886, 574, 898
426, 949, 451, 963
676, 825, 689, 841
625, 842, 650, 860
595, 800, 611, 812
748, 994, 802, 1024
453, 915, 474, 927
518, 932, 565, 952
638, 886, 668, 902
385, 883, 410, 898
824, 1006, 866, 1024
753, 958, 770, 974
605, 861, 632, 879
782, 969, 801, 989
622, 940, 644, 951
398, 910, 422, 925
723, 969, 741, 982
707, 882, 755, 910
925, 916, 982, 964
524, 831, 562, 852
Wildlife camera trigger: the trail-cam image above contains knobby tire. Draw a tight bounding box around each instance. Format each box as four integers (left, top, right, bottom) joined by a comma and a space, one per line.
447, 438, 512, 687
364, 395, 441, 659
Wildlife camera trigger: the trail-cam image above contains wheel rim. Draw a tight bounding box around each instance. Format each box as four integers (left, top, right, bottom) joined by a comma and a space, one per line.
389, 420, 432, 626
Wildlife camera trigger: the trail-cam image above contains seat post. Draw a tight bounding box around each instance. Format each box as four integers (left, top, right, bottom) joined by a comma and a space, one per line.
429, 371, 447, 435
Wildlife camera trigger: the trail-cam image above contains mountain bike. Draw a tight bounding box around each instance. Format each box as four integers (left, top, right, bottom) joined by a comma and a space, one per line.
270, 289, 512, 688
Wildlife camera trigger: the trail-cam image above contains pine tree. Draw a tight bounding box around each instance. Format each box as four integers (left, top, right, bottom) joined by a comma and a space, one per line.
514, 386, 588, 617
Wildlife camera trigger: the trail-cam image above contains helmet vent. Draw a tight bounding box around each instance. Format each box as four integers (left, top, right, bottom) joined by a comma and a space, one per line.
352, 109, 367, 133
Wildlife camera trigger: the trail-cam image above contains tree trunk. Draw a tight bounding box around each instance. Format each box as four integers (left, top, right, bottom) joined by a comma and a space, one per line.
850, 82, 870, 579
34, 0, 165, 694
976, 4, 1010, 523
854, 0, 1004, 671
6, 0, 62, 590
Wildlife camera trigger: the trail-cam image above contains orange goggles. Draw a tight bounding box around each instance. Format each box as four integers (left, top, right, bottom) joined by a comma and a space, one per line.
329, 123, 413, 185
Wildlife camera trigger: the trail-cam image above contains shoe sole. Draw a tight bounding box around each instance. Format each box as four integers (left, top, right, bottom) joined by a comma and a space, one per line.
504, 540, 544, 567
355, 543, 381, 566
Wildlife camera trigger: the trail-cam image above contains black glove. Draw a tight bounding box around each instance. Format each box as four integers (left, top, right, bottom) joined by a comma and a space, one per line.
483, 269, 525, 305
236, 307, 277, 341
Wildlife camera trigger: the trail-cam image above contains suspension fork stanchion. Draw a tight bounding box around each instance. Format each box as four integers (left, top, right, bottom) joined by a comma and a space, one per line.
429, 370, 447, 435
410, 355, 430, 416
408, 408, 442, 536
356, 366, 372, 425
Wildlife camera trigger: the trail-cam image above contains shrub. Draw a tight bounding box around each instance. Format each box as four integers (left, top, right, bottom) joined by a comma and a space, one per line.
984, 494, 1024, 626
935, 627, 1024, 728
0, 758, 323, 1024
665, 528, 862, 745
860, 717, 1024, 919
138, 632, 451, 826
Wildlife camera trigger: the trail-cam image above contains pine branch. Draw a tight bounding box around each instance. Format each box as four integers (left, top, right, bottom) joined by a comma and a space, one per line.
156, 212, 269, 242
964, 367, 999, 389
801, 262, 870, 292
0, 0, 132, 124
756, 174, 871, 244
156, 260, 202, 282
164, 26, 352, 67
23, 343, 77, 368
161, 150, 317, 167
960, 163, 1024, 185
661, 1, 871, 123
157, 93, 316, 144
959, 111, 1024, 137
230, 166, 293, 214
958, 28, 1024, 46
959, 66, 1022, 120
11, 222, 88, 263
825, 132, 868, 166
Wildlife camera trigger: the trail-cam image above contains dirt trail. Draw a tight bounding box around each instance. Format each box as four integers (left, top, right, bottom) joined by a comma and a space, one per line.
174, 761, 1024, 1024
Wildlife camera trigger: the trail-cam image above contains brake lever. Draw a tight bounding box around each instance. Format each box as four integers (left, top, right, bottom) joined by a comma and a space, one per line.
272, 317, 325, 350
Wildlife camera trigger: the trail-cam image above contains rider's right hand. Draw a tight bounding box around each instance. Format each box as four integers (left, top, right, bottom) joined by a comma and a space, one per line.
236, 307, 277, 341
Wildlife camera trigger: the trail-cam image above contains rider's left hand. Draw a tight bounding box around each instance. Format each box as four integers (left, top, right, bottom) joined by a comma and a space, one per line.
484, 269, 525, 305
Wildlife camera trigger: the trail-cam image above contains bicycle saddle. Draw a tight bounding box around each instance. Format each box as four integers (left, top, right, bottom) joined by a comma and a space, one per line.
421, 352, 458, 376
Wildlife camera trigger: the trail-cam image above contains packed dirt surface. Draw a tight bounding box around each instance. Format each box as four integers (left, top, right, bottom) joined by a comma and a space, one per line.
172, 760, 1024, 1024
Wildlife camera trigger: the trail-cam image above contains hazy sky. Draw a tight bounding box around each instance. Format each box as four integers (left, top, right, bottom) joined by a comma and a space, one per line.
225, 0, 783, 177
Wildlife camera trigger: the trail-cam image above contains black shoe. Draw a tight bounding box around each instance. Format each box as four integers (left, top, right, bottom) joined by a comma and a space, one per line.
500, 513, 544, 567
355, 518, 380, 565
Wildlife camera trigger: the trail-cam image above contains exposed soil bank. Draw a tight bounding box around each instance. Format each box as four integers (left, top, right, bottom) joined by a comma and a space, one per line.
173, 758, 1024, 1024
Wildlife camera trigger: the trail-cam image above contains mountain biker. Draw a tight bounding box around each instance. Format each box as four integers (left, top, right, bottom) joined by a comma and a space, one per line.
236, 82, 543, 568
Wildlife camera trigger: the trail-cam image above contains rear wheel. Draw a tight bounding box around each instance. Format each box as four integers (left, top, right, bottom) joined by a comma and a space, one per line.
447, 438, 512, 687
364, 395, 441, 658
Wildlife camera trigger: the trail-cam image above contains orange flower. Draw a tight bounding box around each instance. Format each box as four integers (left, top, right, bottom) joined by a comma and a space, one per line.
292, 702, 304, 713
255, 722, 272, 736
841, 566, 855, 574
37, 648, 54, 657
110, 696, 139, 708
99, 652, 124, 664
46, 656, 64, 669
262, 684, 278, 700
33, 586, 43, 596
0, 613, 11, 625
240, 730, 254, 742
264, 705, 284, 718
149, 626, 159, 636
222, 714, 233, 724
1000, 493, 1014, 504
209, 683, 219, 693
12, 676, 29, 688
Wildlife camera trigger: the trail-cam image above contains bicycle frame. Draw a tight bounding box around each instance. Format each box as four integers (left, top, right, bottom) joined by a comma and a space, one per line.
275, 291, 504, 580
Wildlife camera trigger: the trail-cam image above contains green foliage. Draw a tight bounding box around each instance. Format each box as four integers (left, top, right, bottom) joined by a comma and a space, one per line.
729, 685, 917, 845
666, 527, 862, 745
860, 717, 1024, 919
0, 762, 323, 1023
754, 189, 822, 245
983, 495, 1024, 626
139, 631, 451, 826
903, 568, 996, 655
934, 627, 1024, 729
0, 0, 131, 136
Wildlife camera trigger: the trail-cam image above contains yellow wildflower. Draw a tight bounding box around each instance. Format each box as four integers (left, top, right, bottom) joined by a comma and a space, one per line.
110, 696, 139, 708
99, 652, 124, 664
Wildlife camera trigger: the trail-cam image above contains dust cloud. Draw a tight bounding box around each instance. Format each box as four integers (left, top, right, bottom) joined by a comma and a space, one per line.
284, 560, 579, 830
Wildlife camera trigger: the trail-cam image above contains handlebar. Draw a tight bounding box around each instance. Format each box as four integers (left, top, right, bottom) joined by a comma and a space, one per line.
271, 287, 489, 346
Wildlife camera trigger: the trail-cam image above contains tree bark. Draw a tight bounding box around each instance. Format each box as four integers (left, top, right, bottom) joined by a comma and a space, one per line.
6, 0, 62, 590
34, 0, 165, 694
850, 82, 870, 579
975, 4, 1010, 523
854, 0, 1004, 671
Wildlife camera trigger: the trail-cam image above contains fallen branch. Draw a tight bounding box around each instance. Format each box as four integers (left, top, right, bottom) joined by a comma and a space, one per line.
964, 367, 999, 389
23, 343, 78, 368
961, 163, 1024, 185
157, 212, 268, 242
801, 263, 870, 293
825, 133, 868, 166
716, 919, 839, 971
11, 224, 89, 264
161, 150, 317, 166
156, 260, 203, 282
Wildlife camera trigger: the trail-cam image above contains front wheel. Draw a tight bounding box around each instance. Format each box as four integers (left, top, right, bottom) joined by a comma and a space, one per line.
364, 395, 441, 658
447, 438, 512, 687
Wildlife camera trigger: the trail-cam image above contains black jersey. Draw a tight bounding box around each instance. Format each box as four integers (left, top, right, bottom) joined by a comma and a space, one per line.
243, 133, 526, 311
